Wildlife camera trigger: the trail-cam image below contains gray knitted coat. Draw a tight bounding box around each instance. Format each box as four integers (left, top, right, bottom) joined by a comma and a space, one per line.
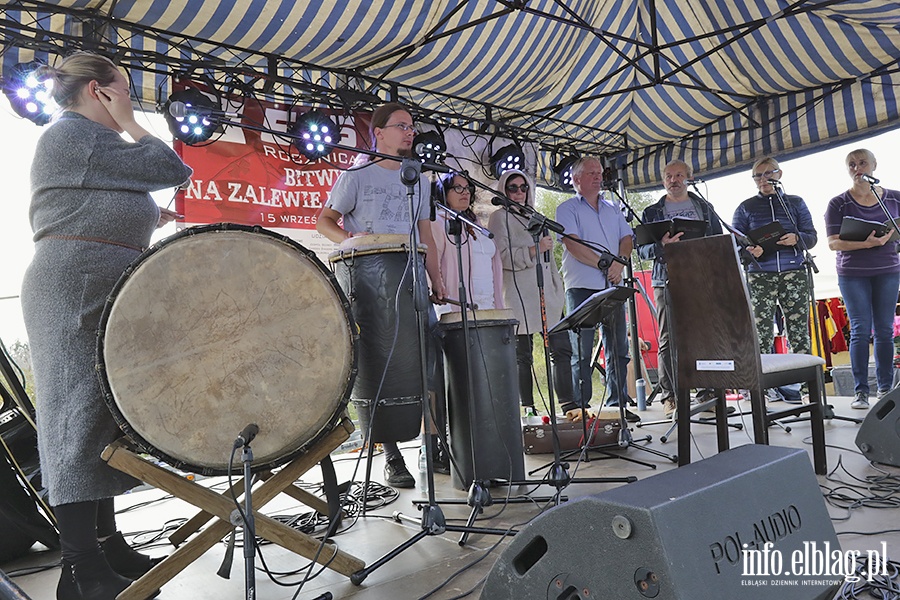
21, 111, 192, 506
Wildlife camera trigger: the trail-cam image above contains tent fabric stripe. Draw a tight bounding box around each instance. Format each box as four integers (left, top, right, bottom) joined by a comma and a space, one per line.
2, 0, 900, 190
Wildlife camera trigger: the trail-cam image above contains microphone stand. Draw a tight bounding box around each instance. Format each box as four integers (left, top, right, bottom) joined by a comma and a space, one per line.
604, 184, 663, 409
547, 237, 676, 467
433, 199, 498, 545
494, 193, 674, 470
868, 177, 900, 234
475, 194, 637, 497
766, 180, 861, 425
234, 424, 259, 600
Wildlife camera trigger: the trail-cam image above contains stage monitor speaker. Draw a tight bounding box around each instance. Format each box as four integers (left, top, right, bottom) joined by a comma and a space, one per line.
855, 389, 900, 467
483, 445, 840, 600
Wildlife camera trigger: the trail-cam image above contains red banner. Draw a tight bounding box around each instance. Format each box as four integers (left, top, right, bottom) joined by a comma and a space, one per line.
173, 86, 371, 260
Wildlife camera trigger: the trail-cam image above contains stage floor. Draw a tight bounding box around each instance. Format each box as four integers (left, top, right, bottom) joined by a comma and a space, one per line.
4, 394, 896, 600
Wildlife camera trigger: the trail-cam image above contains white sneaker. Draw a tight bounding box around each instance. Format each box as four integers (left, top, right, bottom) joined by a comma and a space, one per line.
850, 393, 869, 410
876, 389, 891, 401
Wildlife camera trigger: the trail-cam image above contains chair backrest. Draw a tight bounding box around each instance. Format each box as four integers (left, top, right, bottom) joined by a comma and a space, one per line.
665, 234, 762, 391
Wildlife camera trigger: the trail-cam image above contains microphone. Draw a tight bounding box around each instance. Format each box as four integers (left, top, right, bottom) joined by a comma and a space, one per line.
767, 178, 783, 186
684, 178, 704, 185
541, 226, 550, 263
601, 178, 622, 190
234, 423, 259, 448
167, 101, 239, 121
862, 174, 880, 185
491, 196, 512, 207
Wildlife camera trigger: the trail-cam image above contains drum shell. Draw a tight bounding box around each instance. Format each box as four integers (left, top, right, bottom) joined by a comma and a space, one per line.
440, 311, 525, 489
330, 236, 425, 443
98, 224, 356, 475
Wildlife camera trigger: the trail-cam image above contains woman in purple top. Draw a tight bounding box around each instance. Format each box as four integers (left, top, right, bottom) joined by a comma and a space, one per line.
824, 149, 900, 409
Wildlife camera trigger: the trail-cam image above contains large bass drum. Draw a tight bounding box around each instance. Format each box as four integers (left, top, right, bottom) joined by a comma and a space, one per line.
97, 224, 356, 476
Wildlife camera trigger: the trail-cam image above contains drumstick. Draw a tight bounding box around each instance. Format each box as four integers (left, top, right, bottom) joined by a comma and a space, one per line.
440, 297, 478, 310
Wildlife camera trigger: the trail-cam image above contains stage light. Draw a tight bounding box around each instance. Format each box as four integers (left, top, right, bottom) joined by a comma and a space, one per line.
163, 88, 218, 145
553, 155, 580, 190
289, 110, 340, 161
413, 130, 446, 164
1, 62, 58, 125
490, 143, 525, 178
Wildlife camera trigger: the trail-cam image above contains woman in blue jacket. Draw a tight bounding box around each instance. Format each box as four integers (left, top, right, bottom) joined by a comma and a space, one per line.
732, 157, 817, 358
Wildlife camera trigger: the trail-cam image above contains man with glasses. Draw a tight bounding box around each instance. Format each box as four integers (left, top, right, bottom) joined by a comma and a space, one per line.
732, 157, 817, 375
637, 159, 723, 417
556, 156, 639, 422
318, 102, 444, 488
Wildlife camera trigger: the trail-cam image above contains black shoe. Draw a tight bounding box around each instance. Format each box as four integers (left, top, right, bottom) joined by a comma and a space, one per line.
384, 457, 415, 488
100, 532, 163, 580
623, 408, 641, 423
57, 552, 133, 600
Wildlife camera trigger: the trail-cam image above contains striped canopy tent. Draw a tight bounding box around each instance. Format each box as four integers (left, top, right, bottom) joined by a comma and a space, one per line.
1, 0, 899, 189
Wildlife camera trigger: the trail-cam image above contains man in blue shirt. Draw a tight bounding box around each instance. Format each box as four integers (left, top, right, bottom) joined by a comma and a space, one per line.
556, 157, 638, 422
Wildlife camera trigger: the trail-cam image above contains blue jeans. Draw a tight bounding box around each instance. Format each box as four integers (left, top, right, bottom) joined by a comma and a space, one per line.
838, 272, 900, 395
565, 287, 631, 409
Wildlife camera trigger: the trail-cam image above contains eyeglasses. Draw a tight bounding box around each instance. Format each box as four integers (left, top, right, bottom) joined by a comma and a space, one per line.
382, 122, 417, 133
752, 169, 781, 180
449, 184, 471, 194
506, 183, 530, 193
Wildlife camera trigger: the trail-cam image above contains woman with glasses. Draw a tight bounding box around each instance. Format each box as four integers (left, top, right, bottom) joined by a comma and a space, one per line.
824, 148, 900, 409
487, 170, 573, 415
732, 157, 817, 372
431, 172, 504, 314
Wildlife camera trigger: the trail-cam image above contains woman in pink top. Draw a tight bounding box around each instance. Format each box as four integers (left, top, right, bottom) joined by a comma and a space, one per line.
430, 172, 504, 314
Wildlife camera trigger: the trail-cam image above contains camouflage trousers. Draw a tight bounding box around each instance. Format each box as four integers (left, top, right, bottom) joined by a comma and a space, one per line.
747, 269, 811, 356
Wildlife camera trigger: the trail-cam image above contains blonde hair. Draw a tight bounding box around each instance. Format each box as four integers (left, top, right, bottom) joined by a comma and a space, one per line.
34, 52, 119, 109
846, 148, 876, 166
751, 156, 780, 173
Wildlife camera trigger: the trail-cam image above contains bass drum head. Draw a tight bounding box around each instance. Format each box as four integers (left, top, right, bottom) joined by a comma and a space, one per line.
98, 224, 356, 475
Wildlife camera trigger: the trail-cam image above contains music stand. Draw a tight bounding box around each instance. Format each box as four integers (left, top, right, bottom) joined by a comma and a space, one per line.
548, 287, 677, 467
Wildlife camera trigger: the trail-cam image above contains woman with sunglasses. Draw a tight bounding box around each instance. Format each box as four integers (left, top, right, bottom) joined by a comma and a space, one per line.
825, 148, 900, 409
487, 170, 573, 415
430, 172, 504, 314
732, 157, 817, 380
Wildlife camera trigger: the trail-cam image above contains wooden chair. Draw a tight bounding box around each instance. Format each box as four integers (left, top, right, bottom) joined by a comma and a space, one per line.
665, 235, 827, 475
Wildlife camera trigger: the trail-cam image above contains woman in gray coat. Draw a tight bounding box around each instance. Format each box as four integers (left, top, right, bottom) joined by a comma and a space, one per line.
21, 52, 192, 600
487, 170, 575, 413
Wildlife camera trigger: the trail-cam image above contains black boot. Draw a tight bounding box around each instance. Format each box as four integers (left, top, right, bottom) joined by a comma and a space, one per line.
57, 550, 131, 600
100, 532, 163, 580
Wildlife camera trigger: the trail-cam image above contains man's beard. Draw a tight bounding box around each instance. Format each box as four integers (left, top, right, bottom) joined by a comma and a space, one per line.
397, 147, 412, 158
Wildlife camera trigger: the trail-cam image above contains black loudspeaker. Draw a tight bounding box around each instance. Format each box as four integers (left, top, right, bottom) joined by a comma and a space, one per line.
855, 389, 900, 467
483, 445, 841, 600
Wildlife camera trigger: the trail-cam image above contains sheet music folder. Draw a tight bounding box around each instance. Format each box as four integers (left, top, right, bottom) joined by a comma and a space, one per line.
838, 216, 900, 242
634, 218, 707, 246
746, 221, 786, 255
548, 286, 637, 333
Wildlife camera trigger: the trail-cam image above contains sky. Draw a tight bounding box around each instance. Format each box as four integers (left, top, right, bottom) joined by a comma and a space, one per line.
1, 101, 899, 347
